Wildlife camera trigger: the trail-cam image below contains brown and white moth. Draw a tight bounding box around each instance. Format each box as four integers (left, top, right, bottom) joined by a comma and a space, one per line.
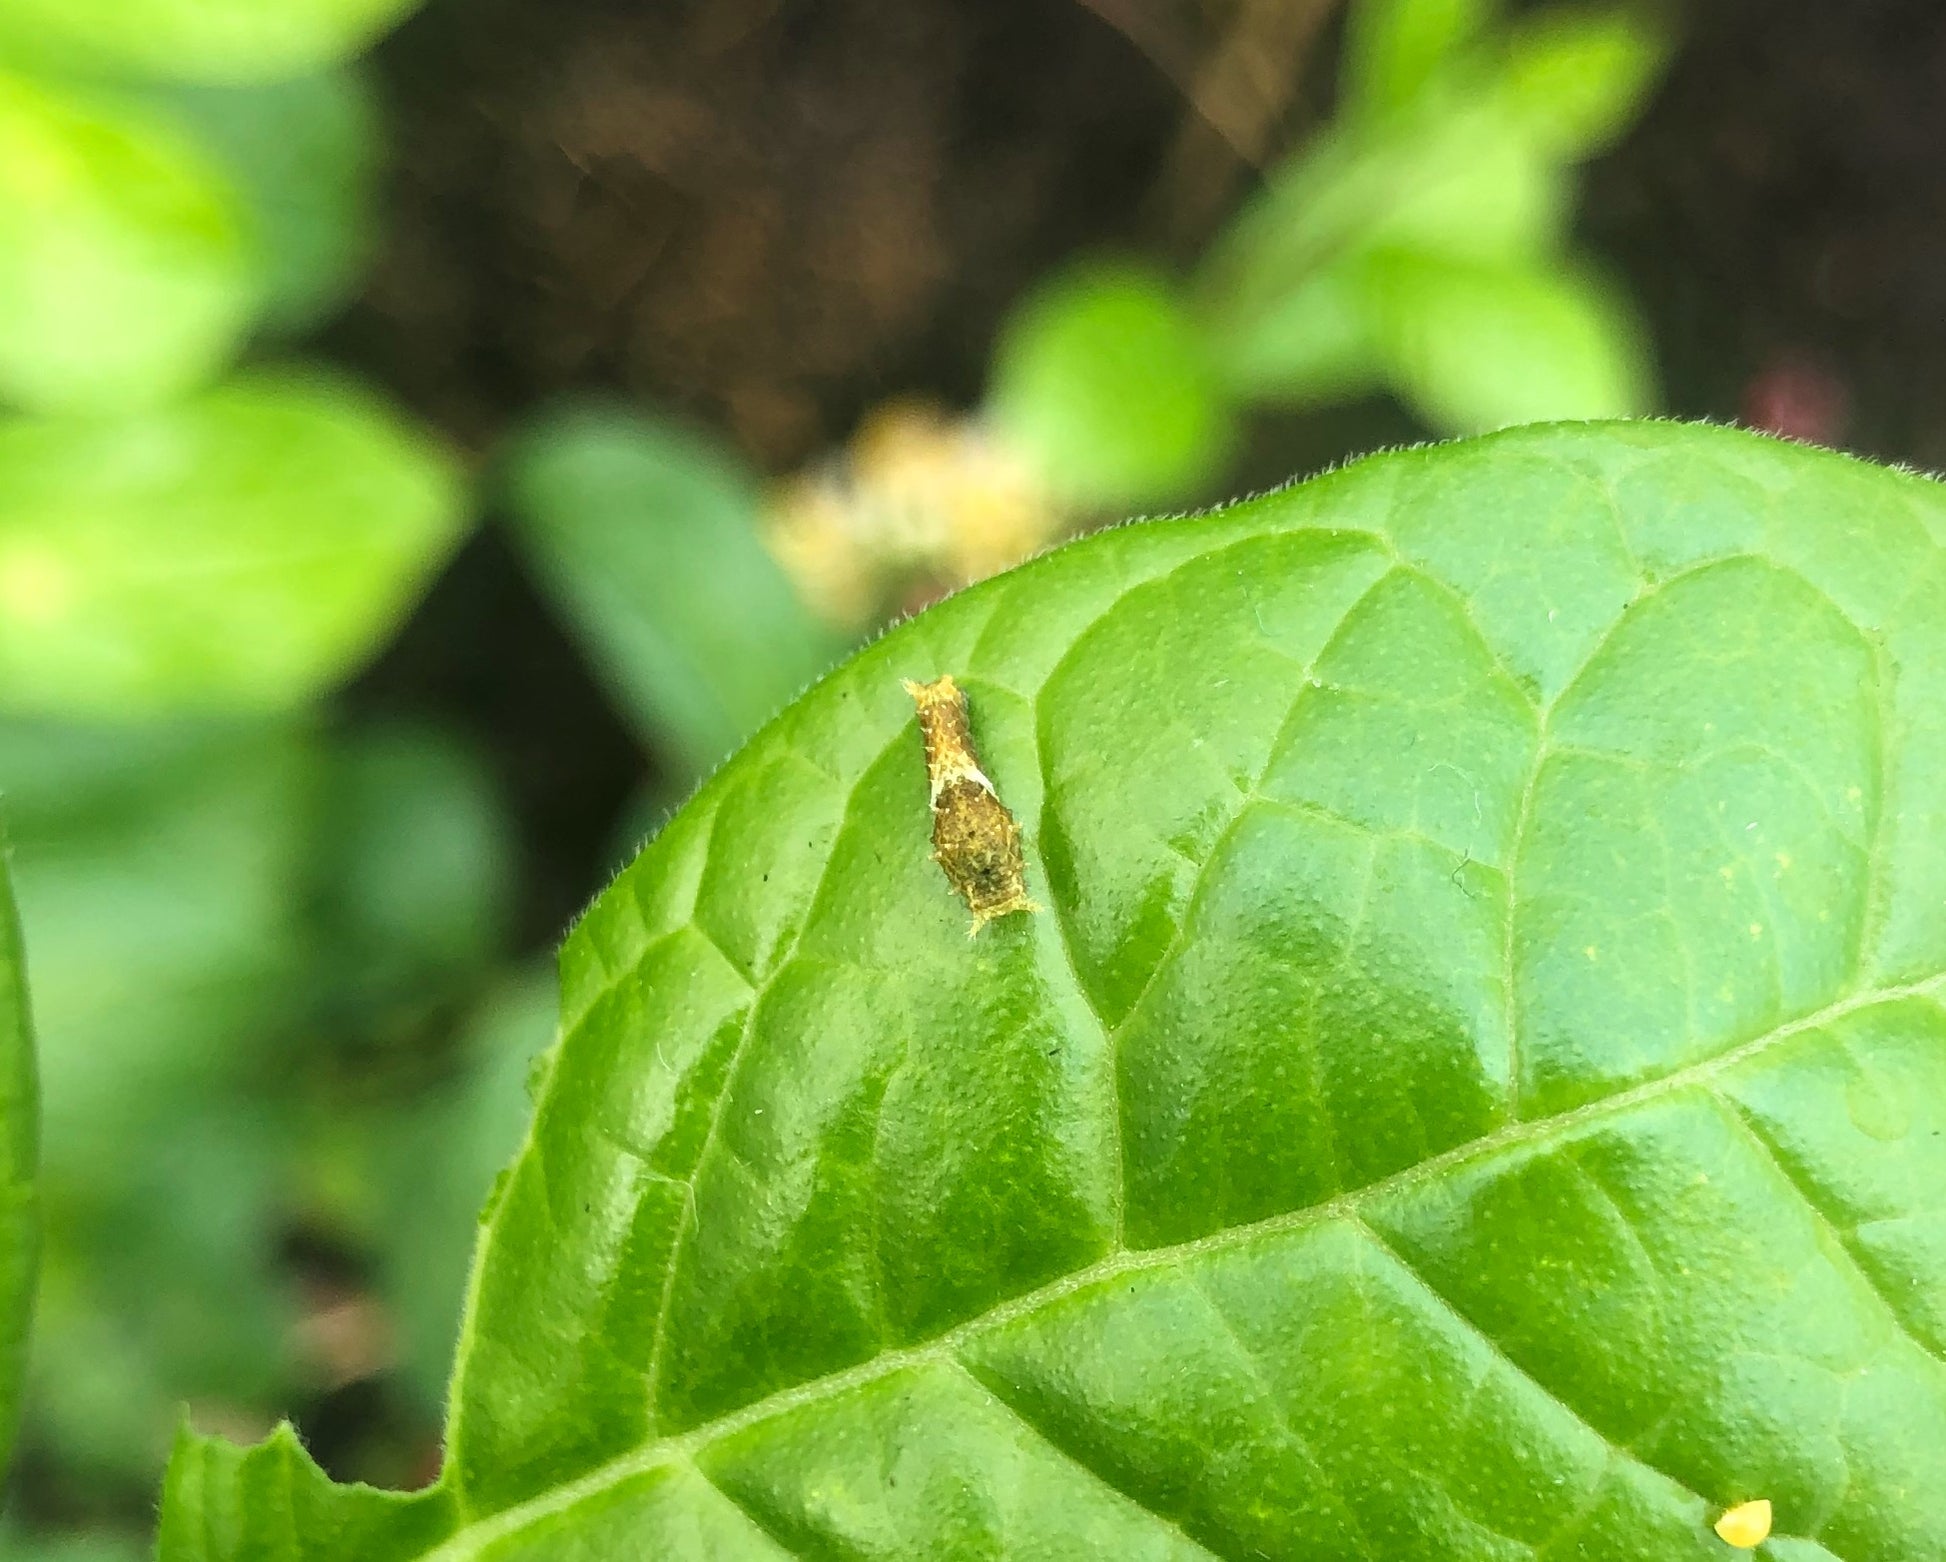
903, 674, 1040, 934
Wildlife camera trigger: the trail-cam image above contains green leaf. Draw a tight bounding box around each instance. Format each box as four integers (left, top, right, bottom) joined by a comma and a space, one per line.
0, 369, 468, 716
987, 262, 1236, 511
1499, 5, 1671, 158
370, 974, 558, 1412
0, 73, 258, 413
0, 0, 426, 86
312, 721, 514, 1038
5, 720, 314, 1480
0, 829, 38, 1483
1206, 255, 1386, 407
0, 1527, 148, 1562
1366, 251, 1655, 430
1197, 101, 1570, 351
1199, 5, 1666, 384
501, 404, 845, 777
1340, 0, 1501, 119
148, 69, 382, 334
162, 422, 1946, 1557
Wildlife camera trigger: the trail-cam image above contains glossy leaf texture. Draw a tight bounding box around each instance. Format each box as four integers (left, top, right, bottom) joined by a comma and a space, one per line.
0, 828, 39, 1480
165, 422, 1946, 1559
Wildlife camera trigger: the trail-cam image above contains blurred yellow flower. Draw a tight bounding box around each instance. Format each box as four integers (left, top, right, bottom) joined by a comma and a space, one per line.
764, 398, 1066, 630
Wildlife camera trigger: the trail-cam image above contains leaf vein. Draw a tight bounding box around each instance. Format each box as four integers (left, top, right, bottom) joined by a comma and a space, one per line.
413, 973, 1944, 1559
950, 1360, 1231, 1561
1713, 1089, 1946, 1372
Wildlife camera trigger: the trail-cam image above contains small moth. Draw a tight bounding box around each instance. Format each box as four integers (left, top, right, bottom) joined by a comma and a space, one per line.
1712, 1499, 1772, 1549
903, 673, 1040, 934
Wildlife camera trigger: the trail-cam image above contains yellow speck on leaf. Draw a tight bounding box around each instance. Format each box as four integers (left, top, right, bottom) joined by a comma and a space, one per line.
1713, 1498, 1771, 1548
1749, 922, 1764, 939
1583, 945, 1599, 962
1774, 851, 1792, 871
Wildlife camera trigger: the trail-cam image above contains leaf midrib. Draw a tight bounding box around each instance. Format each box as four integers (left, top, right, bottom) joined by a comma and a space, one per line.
418, 969, 1946, 1561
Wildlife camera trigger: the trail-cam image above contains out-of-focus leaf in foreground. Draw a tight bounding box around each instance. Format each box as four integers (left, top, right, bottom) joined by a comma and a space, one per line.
6, 720, 312, 1482
0, 74, 257, 413
0, 371, 468, 717
0, 826, 38, 1483
149, 68, 382, 335
162, 421, 1946, 1558
1340, 0, 1499, 119
0, 0, 427, 86
502, 405, 844, 778
9, 712, 518, 1490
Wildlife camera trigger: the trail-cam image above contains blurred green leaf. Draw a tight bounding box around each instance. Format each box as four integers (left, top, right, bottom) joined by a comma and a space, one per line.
0, 73, 258, 413
1207, 256, 1385, 407
1367, 250, 1654, 430
1198, 101, 1569, 349
1501, 5, 1670, 157
0, 721, 310, 1172
9, 713, 518, 1488
312, 722, 514, 1041
1341, 0, 1500, 118
988, 261, 1236, 511
1200, 3, 1665, 418
0, 1526, 148, 1562
0, 834, 35, 1485
149, 69, 381, 335
502, 404, 843, 776
0, 0, 426, 86
1, 719, 312, 1481
33, 1104, 291, 1485
371, 974, 555, 1413
0, 369, 468, 716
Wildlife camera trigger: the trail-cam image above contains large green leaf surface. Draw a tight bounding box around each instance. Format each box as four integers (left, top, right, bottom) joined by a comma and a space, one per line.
164, 422, 1946, 1558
